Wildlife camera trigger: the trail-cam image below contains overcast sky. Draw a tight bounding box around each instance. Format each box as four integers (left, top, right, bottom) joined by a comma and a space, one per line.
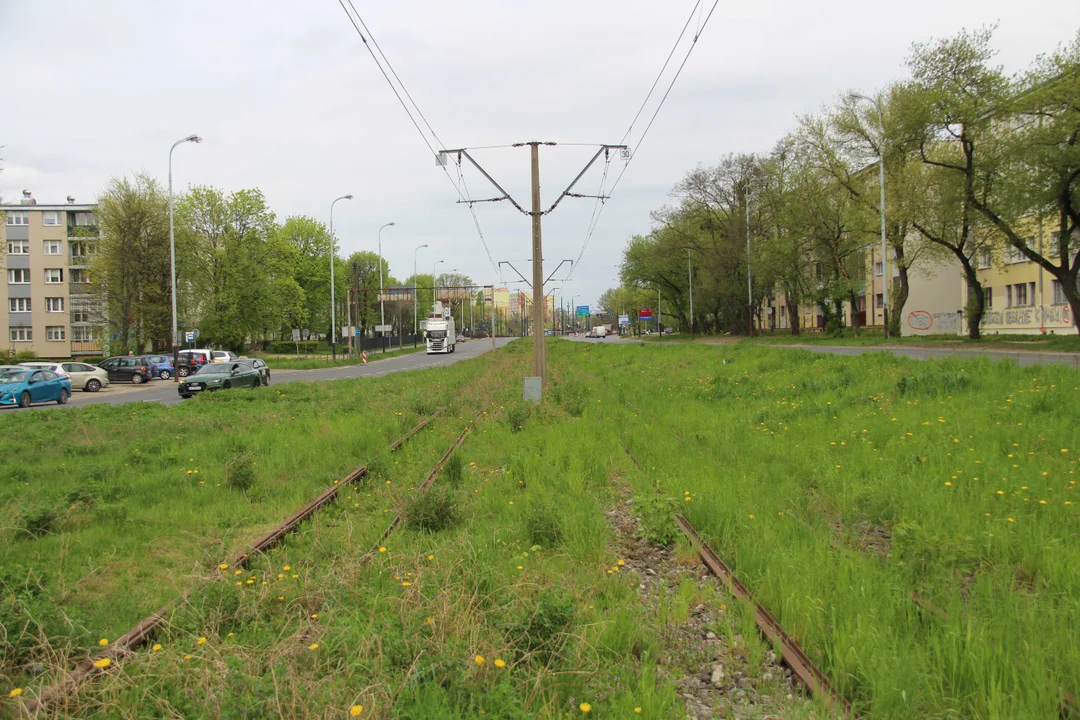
1, 1, 1074, 308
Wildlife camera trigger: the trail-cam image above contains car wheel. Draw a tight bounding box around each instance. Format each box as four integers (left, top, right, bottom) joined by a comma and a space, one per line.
223, 381, 232, 390
264, 374, 271, 386
178, 366, 190, 378
181, 394, 192, 399
18, 391, 31, 408
85, 378, 102, 392
57, 389, 69, 405
131, 373, 145, 384
159, 370, 171, 380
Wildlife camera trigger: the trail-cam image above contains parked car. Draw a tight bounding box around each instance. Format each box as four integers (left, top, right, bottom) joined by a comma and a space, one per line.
175, 355, 200, 378
234, 357, 271, 386
140, 355, 174, 380
177, 362, 262, 398
179, 349, 213, 373
211, 350, 239, 363
0, 366, 72, 407
98, 356, 154, 384
456, 334, 466, 344
21, 361, 109, 392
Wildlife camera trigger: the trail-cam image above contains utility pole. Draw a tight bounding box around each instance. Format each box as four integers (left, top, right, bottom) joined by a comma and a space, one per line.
688, 248, 694, 340
746, 186, 753, 338
439, 142, 626, 389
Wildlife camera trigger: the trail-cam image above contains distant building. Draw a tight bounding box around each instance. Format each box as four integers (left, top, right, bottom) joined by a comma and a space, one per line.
2, 190, 105, 358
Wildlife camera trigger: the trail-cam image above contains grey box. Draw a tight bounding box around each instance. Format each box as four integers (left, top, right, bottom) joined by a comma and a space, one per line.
523, 376, 542, 403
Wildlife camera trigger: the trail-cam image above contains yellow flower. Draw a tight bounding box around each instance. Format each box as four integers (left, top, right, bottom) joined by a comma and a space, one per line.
152, 644, 162, 651
235, 570, 242, 576
426, 617, 434, 625
1040, 500, 1047, 505
183, 654, 192, 660
246, 579, 254, 585
197, 637, 207, 645
277, 573, 284, 580
945, 482, 952, 487
311, 614, 319, 620
309, 643, 319, 651
278, 596, 285, 601
517, 566, 524, 570
283, 565, 291, 571
580, 703, 592, 713
635, 708, 642, 714
1008, 518, 1015, 523
93, 658, 111, 669
402, 581, 412, 587
1063, 449, 1070, 453
720, 604, 727, 611
350, 706, 364, 717
494, 658, 506, 668
474, 655, 485, 665
219, 563, 228, 570
379, 547, 387, 553
9, 688, 24, 698
427, 555, 434, 561
194, 469, 199, 474
748, 514, 755, 520
997, 490, 1005, 495
684, 496, 691, 502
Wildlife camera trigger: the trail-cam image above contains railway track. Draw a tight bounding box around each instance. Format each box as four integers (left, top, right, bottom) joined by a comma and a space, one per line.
19, 412, 441, 719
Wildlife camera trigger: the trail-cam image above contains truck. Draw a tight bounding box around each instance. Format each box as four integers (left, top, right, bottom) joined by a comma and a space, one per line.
587, 325, 608, 339
424, 302, 457, 354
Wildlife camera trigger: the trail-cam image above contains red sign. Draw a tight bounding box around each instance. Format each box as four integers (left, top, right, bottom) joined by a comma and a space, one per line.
638, 307, 653, 321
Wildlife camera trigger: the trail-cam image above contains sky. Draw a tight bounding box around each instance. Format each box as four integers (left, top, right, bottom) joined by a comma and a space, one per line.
1, 1, 1075, 310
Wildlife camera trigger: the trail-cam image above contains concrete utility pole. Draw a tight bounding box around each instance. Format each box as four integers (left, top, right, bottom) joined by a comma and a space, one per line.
378, 222, 395, 342
852, 93, 888, 339
746, 185, 753, 337
329, 194, 353, 360
413, 243, 427, 334
439, 142, 625, 388
168, 133, 201, 379
688, 248, 694, 340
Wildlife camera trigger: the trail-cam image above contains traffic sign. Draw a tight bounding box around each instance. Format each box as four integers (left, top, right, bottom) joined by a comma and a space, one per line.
618, 314, 630, 327
184, 331, 195, 343
638, 307, 653, 321
355, 327, 361, 337
375, 324, 392, 333
576, 305, 590, 317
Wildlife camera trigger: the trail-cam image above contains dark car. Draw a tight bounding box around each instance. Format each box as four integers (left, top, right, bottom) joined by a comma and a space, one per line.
235, 357, 271, 386
177, 362, 262, 398
178, 350, 212, 375
175, 355, 200, 378
99, 356, 154, 384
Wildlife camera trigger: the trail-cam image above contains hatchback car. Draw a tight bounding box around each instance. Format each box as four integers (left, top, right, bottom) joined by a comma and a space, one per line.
211, 350, 239, 363
177, 362, 262, 398
234, 357, 271, 386
0, 366, 72, 407
140, 355, 174, 380
179, 349, 213, 374
18, 362, 72, 381
99, 356, 154, 384
58, 362, 110, 392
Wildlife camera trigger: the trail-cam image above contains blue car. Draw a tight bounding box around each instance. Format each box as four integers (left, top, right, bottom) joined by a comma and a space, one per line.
0, 365, 72, 408
140, 355, 175, 380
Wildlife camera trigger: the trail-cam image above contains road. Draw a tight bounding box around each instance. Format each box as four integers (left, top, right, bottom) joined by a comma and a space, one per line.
6, 338, 516, 412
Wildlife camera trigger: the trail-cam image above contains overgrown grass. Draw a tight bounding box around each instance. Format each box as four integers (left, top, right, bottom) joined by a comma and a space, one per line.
254, 344, 425, 370
751, 330, 1080, 351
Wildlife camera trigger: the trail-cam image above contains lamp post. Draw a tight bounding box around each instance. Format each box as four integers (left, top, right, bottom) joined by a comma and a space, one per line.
852, 92, 889, 340
329, 194, 353, 360
432, 259, 445, 313
688, 248, 694, 340
377, 222, 395, 338
413, 243, 428, 334
169, 134, 201, 380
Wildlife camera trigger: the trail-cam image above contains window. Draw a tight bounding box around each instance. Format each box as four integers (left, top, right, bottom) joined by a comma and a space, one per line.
984, 287, 992, 309
1006, 285, 1013, 308
43, 211, 63, 226
874, 261, 883, 276
6, 211, 29, 226
856, 296, 866, 312
46, 326, 66, 341
70, 268, 88, 284
10, 328, 32, 342
874, 293, 884, 309
8, 239, 29, 254
1029, 282, 1037, 307
9, 298, 31, 312
1005, 243, 1029, 264
8, 269, 31, 284
1053, 280, 1068, 305
45, 268, 64, 284
46, 297, 64, 312
44, 239, 62, 255
72, 212, 96, 226
1014, 283, 1029, 307
977, 247, 992, 269
70, 241, 93, 258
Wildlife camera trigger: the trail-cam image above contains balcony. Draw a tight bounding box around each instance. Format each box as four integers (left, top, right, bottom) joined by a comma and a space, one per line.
67, 225, 99, 238
71, 341, 102, 355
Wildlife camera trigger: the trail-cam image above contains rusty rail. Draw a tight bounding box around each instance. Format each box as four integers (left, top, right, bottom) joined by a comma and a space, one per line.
19, 413, 439, 719
675, 515, 856, 718
364, 410, 481, 559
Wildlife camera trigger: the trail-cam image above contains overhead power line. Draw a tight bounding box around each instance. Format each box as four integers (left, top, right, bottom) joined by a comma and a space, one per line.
334, 0, 501, 278
564, 0, 720, 286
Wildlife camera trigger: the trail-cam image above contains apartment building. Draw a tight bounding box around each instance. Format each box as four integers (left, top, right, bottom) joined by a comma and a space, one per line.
2, 190, 104, 359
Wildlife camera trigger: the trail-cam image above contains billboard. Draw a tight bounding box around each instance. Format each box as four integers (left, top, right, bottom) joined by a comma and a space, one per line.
638, 307, 653, 321
576, 305, 590, 317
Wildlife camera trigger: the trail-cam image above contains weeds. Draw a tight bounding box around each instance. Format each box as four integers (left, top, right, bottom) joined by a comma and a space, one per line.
404, 485, 460, 533
443, 453, 464, 487
225, 452, 257, 493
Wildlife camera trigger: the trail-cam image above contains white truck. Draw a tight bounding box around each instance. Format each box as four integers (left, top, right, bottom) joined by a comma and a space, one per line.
587, 325, 608, 339
424, 302, 457, 354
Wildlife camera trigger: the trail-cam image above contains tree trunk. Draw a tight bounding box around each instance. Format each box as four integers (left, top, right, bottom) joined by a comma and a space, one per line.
891, 244, 910, 338
958, 257, 984, 340
788, 304, 800, 335
848, 290, 861, 337
1049, 266, 1080, 335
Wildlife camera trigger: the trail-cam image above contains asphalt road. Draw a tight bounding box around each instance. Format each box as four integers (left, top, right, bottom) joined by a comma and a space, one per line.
5, 338, 516, 413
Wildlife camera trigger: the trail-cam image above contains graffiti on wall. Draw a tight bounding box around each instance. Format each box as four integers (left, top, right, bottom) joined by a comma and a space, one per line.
907, 310, 960, 333
982, 305, 1072, 327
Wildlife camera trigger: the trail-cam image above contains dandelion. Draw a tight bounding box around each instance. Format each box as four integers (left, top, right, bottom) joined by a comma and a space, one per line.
720, 604, 727, 611
1008, 518, 1015, 523
309, 643, 319, 651
194, 469, 199, 474
635, 709, 642, 714
945, 482, 952, 487
9, 688, 24, 698
152, 644, 162, 651
235, 570, 242, 576
350, 706, 364, 717
379, 547, 387, 553
749, 514, 755, 520
402, 581, 412, 587
246, 579, 254, 585
517, 566, 524, 570
997, 490, 1005, 495
1063, 449, 1070, 454
283, 565, 291, 571
197, 637, 207, 645
494, 658, 506, 668
580, 703, 592, 713
1040, 500, 1047, 505
219, 563, 228, 570
311, 614, 319, 620
474, 655, 485, 665
426, 617, 434, 625
684, 496, 692, 502
93, 658, 111, 669
427, 554, 434, 561
183, 654, 192, 660
617, 559, 625, 566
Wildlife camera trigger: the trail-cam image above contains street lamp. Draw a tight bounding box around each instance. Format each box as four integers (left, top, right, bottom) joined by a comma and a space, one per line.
851, 92, 889, 340
169, 133, 201, 380
413, 243, 428, 334
329, 194, 353, 360
377, 222, 395, 336
432, 259, 445, 313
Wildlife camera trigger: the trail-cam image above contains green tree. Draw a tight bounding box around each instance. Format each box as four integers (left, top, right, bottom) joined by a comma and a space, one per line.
278, 215, 333, 337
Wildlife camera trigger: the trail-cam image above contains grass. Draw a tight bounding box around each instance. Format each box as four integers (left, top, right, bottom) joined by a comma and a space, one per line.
253, 344, 426, 370
750, 329, 1080, 351
5, 338, 1078, 718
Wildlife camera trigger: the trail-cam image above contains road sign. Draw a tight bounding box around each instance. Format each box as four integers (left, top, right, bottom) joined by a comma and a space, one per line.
576, 305, 589, 317
638, 307, 653, 321
184, 331, 195, 343
190, 328, 200, 339
618, 314, 630, 327
291, 329, 301, 342
375, 324, 392, 333
355, 327, 361, 337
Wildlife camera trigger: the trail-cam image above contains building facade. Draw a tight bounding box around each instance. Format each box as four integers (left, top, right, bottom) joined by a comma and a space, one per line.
2, 191, 104, 359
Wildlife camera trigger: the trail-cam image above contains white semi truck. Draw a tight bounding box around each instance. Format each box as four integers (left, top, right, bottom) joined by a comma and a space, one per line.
424, 302, 457, 354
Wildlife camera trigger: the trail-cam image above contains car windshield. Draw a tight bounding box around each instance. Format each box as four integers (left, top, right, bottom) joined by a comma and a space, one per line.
429, 330, 447, 338
0, 369, 30, 383
194, 364, 234, 376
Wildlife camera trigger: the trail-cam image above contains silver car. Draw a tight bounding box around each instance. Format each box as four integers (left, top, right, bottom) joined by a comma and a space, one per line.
20, 361, 110, 392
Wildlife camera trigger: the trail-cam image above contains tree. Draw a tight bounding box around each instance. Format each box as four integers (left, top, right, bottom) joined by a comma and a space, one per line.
92, 173, 172, 353
278, 216, 333, 337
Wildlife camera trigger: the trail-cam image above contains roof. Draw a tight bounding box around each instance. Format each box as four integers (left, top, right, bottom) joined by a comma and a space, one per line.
0, 203, 97, 211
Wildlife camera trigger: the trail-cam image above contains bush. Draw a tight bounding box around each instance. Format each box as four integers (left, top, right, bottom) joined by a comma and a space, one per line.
506, 404, 530, 433
18, 507, 59, 540
506, 592, 575, 661
635, 492, 681, 547
267, 340, 319, 354
404, 486, 459, 533
525, 501, 563, 548
226, 453, 257, 493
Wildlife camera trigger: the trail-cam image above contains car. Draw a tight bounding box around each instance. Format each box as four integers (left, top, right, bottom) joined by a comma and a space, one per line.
18, 361, 72, 381
177, 362, 262, 398
58, 362, 110, 392
175, 355, 200, 378
98, 356, 154, 384
456, 334, 466, 344
234, 357, 271, 386
0, 366, 72, 408
140, 355, 174, 380
179, 349, 213, 373
211, 350, 239, 363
